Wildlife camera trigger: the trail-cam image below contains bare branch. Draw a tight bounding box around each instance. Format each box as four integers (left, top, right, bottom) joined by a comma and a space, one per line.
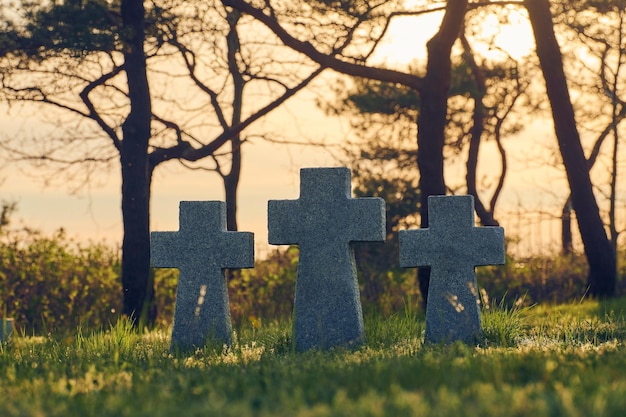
223, 0, 424, 91
149, 64, 326, 167
165, 29, 230, 130
79, 65, 124, 150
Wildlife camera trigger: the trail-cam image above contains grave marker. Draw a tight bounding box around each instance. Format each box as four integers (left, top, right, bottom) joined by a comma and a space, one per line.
0, 318, 13, 342
268, 167, 385, 351
151, 201, 254, 351
399, 195, 504, 344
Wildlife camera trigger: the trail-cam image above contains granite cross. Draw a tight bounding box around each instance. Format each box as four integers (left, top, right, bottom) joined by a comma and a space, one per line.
268, 167, 385, 351
0, 318, 13, 343
399, 195, 504, 344
151, 201, 254, 351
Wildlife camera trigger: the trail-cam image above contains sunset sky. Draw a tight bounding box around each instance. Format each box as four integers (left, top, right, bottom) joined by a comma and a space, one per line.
0, 6, 598, 257
1, 94, 568, 258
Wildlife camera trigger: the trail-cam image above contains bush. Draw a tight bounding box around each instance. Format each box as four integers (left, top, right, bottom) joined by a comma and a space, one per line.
227, 245, 421, 326
2, 213, 625, 334
152, 268, 178, 328
228, 246, 298, 327
355, 239, 421, 317
477, 251, 626, 307
0, 228, 122, 334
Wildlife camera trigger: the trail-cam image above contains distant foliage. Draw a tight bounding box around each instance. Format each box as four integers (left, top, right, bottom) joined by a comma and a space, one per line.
477, 251, 626, 307
2, 213, 626, 333
0, 228, 122, 334
152, 268, 178, 329
228, 247, 299, 327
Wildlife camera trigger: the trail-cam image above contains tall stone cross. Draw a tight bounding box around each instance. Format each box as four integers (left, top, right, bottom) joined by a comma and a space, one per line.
399, 195, 504, 344
151, 201, 254, 351
268, 167, 385, 351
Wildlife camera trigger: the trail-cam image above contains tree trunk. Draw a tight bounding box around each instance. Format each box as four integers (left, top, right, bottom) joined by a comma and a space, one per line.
609, 126, 619, 254
465, 101, 500, 227
561, 196, 573, 255
461, 33, 499, 227
490, 120, 508, 215
224, 136, 241, 231
525, 0, 616, 297
608, 15, 623, 255
416, 0, 468, 305
120, 0, 154, 322
224, 7, 243, 232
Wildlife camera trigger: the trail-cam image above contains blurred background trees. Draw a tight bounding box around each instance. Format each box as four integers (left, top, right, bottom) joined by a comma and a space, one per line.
0, 0, 330, 323
227, 0, 619, 300
1, 0, 626, 325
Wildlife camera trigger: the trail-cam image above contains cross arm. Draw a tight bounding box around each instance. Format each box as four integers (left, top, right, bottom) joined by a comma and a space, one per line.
268, 199, 301, 245
348, 197, 386, 242
399, 229, 433, 268
221, 232, 255, 269
151, 231, 182, 268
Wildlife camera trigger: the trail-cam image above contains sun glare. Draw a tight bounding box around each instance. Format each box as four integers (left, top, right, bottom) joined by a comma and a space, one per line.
369, 7, 533, 67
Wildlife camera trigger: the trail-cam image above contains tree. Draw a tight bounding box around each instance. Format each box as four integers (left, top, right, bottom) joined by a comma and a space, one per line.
161, 1, 374, 232
321, 47, 529, 305
320, 19, 532, 308
119, 0, 153, 321
524, 0, 617, 296
331, 55, 528, 221
553, 0, 626, 256
0, 201, 16, 233
0, 0, 329, 321
459, 29, 532, 228
322, 79, 421, 305
224, 0, 471, 304
231, 0, 624, 300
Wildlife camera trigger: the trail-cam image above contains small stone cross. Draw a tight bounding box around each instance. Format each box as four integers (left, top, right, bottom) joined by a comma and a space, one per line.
0, 318, 13, 342
399, 195, 504, 344
151, 201, 254, 351
268, 167, 385, 351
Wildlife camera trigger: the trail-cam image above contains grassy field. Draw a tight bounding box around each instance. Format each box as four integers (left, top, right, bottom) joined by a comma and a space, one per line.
2, 299, 626, 417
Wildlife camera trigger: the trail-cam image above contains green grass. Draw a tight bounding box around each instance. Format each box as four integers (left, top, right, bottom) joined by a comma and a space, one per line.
2, 299, 626, 416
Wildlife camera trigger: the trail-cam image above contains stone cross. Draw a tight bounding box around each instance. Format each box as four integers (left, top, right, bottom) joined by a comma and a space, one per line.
0, 318, 13, 342
399, 195, 504, 344
268, 167, 385, 351
151, 201, 254, 351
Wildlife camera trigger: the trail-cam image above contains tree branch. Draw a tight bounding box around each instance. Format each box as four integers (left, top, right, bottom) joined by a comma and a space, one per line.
79, 65, 124, 151
167, 32, 230, 131
223, 0, 424, 91
3, 85, 91, 119
149, 65, 325, 167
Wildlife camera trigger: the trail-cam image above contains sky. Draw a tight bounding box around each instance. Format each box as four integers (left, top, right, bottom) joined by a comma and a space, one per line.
1, 92, 575, 259
1, 87, 352, 255
0, 5, 604, 257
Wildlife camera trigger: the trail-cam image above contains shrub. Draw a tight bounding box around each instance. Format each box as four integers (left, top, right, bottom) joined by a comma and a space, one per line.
228, 246, 298, 327
0, 228, 122, 334
355, 239, 422, 317
2, 215, 625, 334
227, 245, 421, 326
476, 251, 626, 307
151, 268, 178, 328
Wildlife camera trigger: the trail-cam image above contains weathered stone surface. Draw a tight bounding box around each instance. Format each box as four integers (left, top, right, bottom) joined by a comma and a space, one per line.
0, 318, 13, 342
268, 167, 385, 351
399, 195, 504, 344
151, 201, 254, 351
